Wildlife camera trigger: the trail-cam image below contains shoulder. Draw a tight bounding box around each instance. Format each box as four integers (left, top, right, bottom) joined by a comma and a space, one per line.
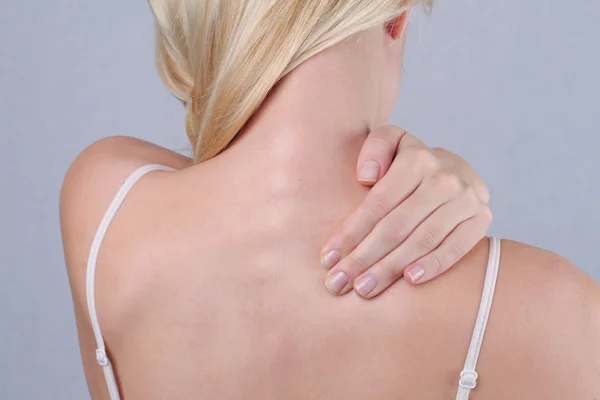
60, 136, 191, 306
497, 239, 599, 332
60, 135, 190, 218
497, 239, 597, 304
60, 136, 191, 235
61, 136, 191, 202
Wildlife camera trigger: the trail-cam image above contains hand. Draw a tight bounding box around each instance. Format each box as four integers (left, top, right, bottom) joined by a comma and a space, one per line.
320, 125, 492, 298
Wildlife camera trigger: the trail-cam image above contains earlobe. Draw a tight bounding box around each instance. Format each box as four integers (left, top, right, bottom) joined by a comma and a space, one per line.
385, 12, 408, 40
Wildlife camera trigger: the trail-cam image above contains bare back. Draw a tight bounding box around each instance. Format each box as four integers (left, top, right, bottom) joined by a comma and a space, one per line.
61, 137, 600, 400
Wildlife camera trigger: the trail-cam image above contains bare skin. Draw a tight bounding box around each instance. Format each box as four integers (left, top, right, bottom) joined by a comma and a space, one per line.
61, 22, 600, 400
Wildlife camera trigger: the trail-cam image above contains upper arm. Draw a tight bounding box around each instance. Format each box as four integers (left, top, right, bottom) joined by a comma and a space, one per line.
60, 136, 191, 398
488, 240, 600, 398
535, 251, 600, 397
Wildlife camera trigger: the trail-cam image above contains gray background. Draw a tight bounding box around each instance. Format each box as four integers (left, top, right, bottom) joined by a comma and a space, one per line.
1, 0, 598, 398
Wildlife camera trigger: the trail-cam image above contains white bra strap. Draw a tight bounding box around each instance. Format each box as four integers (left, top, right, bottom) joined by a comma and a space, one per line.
85, 164, 175, 400
455, 236, 502, 400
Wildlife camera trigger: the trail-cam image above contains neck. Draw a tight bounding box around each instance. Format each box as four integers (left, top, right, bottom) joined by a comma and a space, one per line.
226, 44, 382, 174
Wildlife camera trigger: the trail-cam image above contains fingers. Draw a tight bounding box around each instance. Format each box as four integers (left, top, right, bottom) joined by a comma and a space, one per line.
323, 180, 456, 295
345, 187, 489, 298
321, 134, 434, 262
404, 209, 493, 285
320, 163, 421, 267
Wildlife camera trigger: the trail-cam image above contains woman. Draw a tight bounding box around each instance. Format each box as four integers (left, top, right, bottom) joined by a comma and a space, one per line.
60, 1, 600, 399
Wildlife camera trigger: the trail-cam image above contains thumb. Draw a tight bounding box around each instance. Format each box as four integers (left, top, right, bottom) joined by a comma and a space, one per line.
356, 125, 407, 186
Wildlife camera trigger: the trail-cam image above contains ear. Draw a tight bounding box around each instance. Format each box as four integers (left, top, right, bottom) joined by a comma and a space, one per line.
385, 12, 409, 40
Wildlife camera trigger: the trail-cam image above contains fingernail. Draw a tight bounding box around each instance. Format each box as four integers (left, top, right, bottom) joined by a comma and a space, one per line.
320, 250, 341, 269
325, 271, 349, 295
359, 160, 381, 182
354, 274, 378, 297
406, 265, 425, 284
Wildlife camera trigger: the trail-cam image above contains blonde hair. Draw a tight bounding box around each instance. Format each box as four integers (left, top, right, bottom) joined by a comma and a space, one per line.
148, 0, 432, 163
